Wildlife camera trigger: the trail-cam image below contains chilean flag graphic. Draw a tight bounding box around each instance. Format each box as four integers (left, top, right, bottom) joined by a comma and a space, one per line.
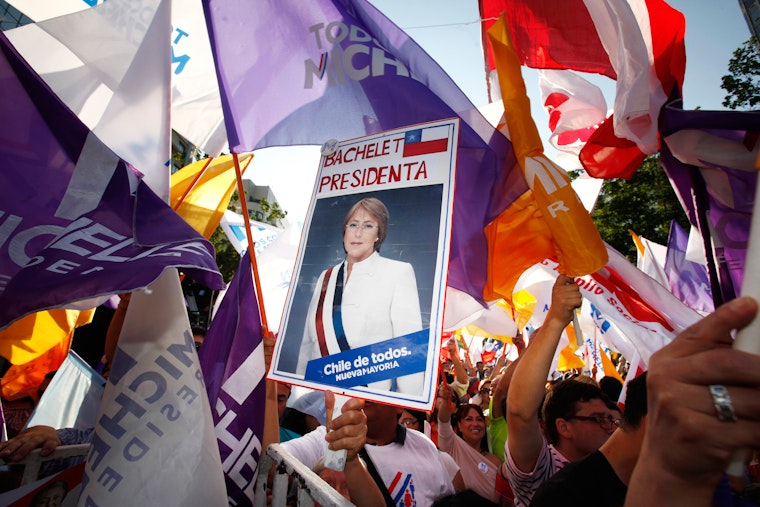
402, 125, 449, 157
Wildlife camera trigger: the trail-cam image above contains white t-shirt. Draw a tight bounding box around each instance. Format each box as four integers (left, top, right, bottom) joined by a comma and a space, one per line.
282, 425, 455, 506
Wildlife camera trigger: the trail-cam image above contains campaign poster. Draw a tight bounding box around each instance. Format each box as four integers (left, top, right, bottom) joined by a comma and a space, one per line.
1, 462, 85, 507
268, 119, 458, 410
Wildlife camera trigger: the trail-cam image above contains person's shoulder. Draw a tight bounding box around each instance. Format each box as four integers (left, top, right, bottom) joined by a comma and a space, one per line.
281, 425, 327, 450
403, 427, 439, 452
375, 255, 415, 274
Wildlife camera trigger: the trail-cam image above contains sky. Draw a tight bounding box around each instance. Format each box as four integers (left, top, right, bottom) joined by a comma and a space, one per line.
246, 0, 753, 225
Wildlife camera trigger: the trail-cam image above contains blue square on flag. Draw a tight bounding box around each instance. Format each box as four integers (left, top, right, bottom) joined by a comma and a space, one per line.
403, 126, 449, 157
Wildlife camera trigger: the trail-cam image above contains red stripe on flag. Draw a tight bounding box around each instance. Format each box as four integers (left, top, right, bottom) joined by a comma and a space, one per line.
403, 138, 448, 157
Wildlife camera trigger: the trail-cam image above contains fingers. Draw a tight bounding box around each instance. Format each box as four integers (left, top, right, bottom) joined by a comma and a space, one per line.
0, 426, 60, 462
329, 398, 365, 432
325, 399, 367, 456
660, 297, 758, 357
547, 274, 581, 324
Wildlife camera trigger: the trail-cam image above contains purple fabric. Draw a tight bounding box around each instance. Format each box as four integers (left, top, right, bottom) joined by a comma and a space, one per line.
0, 32, 223, 329
660, 103, 759, 302
664, 221, 714, 313
199, 251, 265, 506
203, 0, 525, 303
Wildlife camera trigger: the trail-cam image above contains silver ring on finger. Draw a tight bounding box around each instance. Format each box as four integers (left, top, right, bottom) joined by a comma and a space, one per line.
709, 384, 738, 422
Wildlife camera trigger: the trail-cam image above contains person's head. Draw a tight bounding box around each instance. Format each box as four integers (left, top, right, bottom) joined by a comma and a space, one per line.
276, 382, 292, 420
599, 375, 624, 403
432, 489, 500, 507
363, 401, 403, 443
312, 458, 351, 504
543, 378, 615, 457
453, 404, 488, 451
399, 408, 426, 432
478, 379, 492, 399
620, 372, 648, 430
191, 326, 206, 351
342, 197, 389, 262
31, 480, 67, 507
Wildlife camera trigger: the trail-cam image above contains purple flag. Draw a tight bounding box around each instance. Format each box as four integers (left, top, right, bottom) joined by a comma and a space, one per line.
660, 104, 759, 302
0, 31, 223, 329
199, 251, 265, 506
203, 0, 525, 304
664, 221, 714, 313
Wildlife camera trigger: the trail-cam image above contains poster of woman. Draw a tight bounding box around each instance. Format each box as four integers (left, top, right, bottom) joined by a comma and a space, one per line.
269, 119, 458, 409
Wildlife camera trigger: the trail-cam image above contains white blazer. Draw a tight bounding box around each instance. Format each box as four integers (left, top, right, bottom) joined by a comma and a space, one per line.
296, 252, 424, 394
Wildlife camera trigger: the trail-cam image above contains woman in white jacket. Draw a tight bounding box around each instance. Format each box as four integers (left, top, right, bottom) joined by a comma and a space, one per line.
296, 197, 424, 394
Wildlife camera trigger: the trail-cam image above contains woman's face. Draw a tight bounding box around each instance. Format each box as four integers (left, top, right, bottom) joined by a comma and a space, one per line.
457, 407, 486, 445
343, 207, 379, 264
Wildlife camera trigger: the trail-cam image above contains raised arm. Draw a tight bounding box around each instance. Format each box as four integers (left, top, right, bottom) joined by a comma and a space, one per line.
505, 274, 581, 472
447, 339, 469, 386
490, 333, 525, 421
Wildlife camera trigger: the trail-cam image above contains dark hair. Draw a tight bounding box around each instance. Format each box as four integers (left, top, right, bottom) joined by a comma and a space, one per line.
599, 375, 624, 402
621, 372, 648, 429
542, 378, 609, 445
279, 408, 310, 437
342, 197, 389, 252
453, 404, 489, 453
402, 408, 427, 429
432, 489, 499, 507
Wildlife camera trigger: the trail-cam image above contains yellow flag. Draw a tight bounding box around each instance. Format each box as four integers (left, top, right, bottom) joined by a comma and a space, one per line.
486, 14, 608, 279
0, 308, 93, 400
512, 289, 537, 330
0, 309, 93, 366
170, 154, 254, 238
599, 344, 624, 382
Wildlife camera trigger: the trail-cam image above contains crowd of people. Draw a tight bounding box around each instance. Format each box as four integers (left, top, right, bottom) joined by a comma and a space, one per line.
2, 276, 760, 506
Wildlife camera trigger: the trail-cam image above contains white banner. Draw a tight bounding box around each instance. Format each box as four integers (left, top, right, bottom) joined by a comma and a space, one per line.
79, 269, 225, 506
25, 351, 105, 431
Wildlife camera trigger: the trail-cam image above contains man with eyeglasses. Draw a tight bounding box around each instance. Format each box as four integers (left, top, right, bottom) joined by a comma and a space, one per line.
530, 373, 648, 507
501, 275, 617, 507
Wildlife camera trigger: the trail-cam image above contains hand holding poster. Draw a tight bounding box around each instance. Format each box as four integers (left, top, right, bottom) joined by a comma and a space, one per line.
269, 119, 459, 410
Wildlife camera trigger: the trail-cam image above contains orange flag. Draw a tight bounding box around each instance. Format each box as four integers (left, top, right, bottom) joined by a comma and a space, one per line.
0, 308, 94, 366
0, 322, 78, 400
170, 154, 254, 238
484, 14, 607, 303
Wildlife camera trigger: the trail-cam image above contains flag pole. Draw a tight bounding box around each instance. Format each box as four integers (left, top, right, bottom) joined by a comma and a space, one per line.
232, 152, 269, 334
725, 155, 760, 477
173, 157, 214, 211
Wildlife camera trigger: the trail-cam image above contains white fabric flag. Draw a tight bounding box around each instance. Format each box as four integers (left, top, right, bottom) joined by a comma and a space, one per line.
513, 244, 701, 365
583, 0, 664, 155
538, 69, 607, 155
25, 351, 106, 431
635, 235, 669, 289
6, 0, 172, 201
78, 269, 226, 506
219, 210, 283, 256
256, 220, 303, 332
7, 0, 227, 157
